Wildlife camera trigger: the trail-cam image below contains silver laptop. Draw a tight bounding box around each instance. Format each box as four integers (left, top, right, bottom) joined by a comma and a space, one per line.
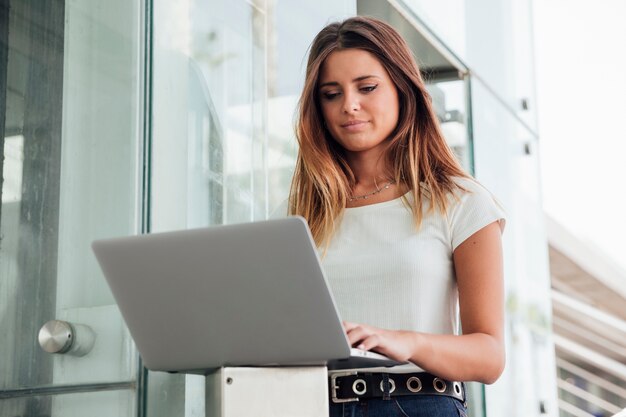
91, 216, 404, 374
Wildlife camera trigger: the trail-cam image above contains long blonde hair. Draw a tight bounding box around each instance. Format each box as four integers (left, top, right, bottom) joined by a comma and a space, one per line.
290, 16, 470, 249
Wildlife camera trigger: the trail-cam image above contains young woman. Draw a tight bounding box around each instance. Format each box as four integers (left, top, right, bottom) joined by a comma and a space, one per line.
289, 16, 506, 416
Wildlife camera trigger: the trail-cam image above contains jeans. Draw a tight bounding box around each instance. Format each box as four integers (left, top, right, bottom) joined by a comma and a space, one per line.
329, 395, 468, 417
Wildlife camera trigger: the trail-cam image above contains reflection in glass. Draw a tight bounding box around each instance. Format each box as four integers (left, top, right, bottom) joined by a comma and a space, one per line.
1, 1, 65, 402
186, 0, 267, 224
426, 80, 471, 170
187, 60, 224, 227
1, 0, 142, 412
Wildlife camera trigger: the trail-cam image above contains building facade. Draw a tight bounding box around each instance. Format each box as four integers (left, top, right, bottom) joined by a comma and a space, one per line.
0, 0, 557, 416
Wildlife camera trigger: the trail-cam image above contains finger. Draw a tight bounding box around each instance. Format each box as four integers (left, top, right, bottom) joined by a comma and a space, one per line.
346, 326, 370, 347
359, 334, 381, 351
342, 321, 359, 331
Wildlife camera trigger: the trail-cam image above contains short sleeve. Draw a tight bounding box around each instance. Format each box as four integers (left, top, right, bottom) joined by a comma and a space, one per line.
448, 179, 506, 251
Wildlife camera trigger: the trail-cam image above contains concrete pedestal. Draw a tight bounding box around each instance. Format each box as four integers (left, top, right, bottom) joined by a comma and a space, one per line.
205, 366, 329, 417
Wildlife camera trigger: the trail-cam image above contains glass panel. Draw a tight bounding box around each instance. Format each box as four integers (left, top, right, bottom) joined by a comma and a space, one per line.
0, 0, 143, 393
149, 0, 355, 413
425, 79, 471, 171
215, 0, 267, 224
470, 77, 553, 417
401, 0, 466, 56
151, 0, 356, 233
52, 0, 143, 386
0, 388, 136, 417
0, 0, 65, 392
401, 0, 537, 131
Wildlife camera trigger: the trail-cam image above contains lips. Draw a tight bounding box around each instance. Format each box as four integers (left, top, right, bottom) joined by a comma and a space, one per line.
341, 120, 369, 131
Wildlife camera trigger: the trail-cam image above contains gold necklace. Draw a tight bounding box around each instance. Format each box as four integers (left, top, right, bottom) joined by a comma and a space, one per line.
349, 181, 395, 202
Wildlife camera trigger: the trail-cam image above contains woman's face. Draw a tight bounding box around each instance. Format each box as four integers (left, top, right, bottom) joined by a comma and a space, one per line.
318, 48, 400, 158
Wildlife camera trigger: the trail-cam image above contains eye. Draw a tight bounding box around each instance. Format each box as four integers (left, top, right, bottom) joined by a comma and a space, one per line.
360, 84, 378, 93
322, 91, 340, 100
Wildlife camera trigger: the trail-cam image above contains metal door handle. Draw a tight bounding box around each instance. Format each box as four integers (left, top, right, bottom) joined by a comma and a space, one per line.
38, 320, 96, 357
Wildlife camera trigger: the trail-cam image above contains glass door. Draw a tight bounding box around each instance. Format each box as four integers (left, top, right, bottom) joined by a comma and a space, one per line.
0, 0, 146, 415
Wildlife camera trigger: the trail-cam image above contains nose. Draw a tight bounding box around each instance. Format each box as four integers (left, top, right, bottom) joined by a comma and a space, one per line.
342, 91, 360, 114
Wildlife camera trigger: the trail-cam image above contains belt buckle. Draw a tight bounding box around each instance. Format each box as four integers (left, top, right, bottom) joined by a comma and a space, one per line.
330, 371, 359, 403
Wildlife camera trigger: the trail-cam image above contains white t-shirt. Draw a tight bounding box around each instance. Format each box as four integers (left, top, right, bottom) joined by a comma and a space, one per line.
321, 177, 506, 372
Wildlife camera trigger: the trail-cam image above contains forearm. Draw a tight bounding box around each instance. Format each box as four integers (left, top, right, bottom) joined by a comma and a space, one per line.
406, 331, 505, 384
347, 323, 505, 383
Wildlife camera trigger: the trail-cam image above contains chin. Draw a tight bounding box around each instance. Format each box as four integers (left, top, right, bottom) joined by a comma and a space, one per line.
341, 140, 388, 155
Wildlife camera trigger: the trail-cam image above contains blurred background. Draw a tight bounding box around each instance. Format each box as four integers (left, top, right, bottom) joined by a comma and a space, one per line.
535, 2, 626, 417
1, 0, 625, 416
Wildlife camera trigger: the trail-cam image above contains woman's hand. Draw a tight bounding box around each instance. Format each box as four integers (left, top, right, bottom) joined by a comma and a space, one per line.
343, 321, 419, 362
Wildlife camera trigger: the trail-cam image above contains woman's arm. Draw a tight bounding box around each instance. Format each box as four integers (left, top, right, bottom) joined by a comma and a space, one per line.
344, 221, 505, 384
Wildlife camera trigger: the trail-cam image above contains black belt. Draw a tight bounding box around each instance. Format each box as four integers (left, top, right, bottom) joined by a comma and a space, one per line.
329, 371, 466, 404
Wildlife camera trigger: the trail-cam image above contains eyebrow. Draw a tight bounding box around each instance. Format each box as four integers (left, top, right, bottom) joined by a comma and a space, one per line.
318, 75, 381, 89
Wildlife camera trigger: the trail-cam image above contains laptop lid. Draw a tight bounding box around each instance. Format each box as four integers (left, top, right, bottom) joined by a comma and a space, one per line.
92, 216, 400, 373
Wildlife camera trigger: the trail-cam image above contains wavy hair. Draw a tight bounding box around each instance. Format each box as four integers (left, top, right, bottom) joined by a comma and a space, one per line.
289, 16, 470, 249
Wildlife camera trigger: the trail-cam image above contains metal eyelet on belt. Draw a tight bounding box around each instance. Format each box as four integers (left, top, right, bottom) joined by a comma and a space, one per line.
406, 376, 422, 393
433, 378, 447, 393
453, 381, 462, 396
352, 378, 367, 395
379, 378, 396, 393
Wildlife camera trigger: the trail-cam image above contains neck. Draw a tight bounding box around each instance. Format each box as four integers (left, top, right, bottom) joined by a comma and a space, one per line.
346, 153, 393, 189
